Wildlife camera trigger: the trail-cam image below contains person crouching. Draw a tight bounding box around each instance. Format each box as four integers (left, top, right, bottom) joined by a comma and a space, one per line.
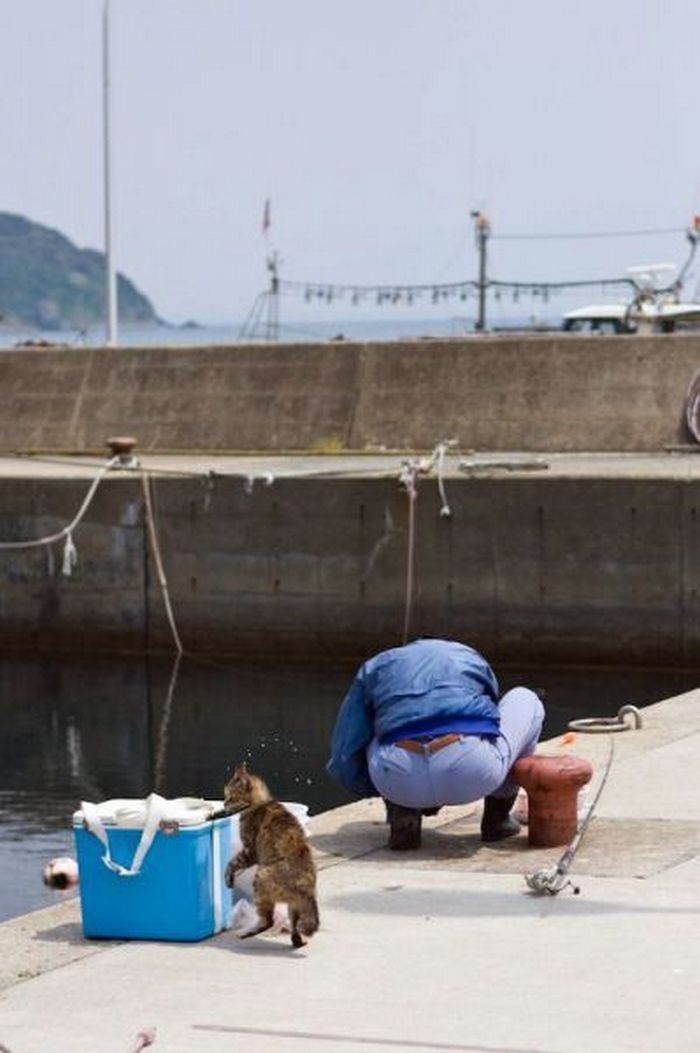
326, 638, 544, 849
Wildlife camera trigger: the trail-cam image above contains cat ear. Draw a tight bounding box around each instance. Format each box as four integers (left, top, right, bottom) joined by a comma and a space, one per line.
234, 762, 248, 777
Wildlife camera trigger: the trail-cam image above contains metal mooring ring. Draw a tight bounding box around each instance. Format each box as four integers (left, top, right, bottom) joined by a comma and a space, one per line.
568, 704, 643, 734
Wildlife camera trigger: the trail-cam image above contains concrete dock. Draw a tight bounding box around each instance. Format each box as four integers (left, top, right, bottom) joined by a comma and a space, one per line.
1, 332, 700, 1049
1, 688, 699, 1052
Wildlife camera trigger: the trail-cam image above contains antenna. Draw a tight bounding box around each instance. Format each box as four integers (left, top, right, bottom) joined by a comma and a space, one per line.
103, 0, 118, 347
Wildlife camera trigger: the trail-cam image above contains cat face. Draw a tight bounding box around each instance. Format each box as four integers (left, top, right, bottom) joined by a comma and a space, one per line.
222, 763, 270, 812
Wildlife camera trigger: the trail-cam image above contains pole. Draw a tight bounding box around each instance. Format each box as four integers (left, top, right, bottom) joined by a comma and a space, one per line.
103, 0, 118, 347
266, 252, 280, 341
471, 210, 490, 332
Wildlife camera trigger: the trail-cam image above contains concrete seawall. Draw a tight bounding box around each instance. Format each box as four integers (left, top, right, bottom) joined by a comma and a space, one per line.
2, 334, 700, 663
2, 454, 699, 664
1, 333, 700, 452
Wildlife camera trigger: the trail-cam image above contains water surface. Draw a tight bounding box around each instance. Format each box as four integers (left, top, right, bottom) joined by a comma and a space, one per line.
0, 651, 696, 921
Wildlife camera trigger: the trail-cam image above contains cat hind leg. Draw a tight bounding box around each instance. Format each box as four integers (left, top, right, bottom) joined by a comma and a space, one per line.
289, 895, 320, 948
289, 908, 304, 948
236, 869, 278, 939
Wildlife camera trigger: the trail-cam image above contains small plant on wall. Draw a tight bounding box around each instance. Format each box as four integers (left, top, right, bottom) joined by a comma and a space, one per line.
310, 435, 347, 453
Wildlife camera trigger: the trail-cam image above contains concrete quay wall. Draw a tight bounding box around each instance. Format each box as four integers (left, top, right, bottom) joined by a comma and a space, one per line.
1, 333, 700, 452
2, 470, 699, 665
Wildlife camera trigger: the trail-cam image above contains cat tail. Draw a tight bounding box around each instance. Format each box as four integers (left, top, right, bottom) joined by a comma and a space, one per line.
291, 894, 320, 947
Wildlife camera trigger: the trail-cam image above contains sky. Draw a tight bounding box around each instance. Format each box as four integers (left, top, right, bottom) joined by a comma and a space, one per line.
4, 0, 700, 326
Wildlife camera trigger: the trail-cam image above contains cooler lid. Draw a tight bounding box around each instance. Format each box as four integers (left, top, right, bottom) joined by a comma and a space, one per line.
73, 796, 223, 829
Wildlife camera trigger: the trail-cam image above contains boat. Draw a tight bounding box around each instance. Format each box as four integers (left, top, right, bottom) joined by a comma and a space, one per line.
562, 253, 700, 335
562, 298, 700, 335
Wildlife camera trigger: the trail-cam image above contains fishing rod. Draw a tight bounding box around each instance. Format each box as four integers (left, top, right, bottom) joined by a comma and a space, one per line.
524, 736, 616, 896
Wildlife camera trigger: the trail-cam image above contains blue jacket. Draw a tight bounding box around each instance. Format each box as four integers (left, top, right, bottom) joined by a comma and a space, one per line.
326, 639, 501, 797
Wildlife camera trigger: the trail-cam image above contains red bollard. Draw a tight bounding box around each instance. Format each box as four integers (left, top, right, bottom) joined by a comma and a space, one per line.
513, 754, 593, 848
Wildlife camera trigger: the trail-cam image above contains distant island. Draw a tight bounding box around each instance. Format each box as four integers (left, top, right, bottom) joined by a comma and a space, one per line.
0, 212, 160, 331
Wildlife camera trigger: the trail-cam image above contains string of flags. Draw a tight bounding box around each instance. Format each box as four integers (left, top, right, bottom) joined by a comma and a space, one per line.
277, 276, 635, 308
282, 280, 476, 306
259, 198, 658, 310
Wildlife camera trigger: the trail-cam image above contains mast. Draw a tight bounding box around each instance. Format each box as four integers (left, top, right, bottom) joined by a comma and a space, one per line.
471, 210, 490, 332
103, 0, 118, 346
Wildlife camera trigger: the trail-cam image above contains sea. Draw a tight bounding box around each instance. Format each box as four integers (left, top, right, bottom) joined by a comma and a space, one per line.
0, 311, 559, 350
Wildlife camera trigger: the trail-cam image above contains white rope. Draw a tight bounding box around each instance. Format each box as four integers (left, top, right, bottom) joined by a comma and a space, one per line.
416, 439, 457, 517
243, 472, 275, 495
0, 456, 119, 575
398, 439, 458, 643
0, 452, 185, 652
61, 532, 78, 577
399, 462, 418, 644
433, 440, 454, 518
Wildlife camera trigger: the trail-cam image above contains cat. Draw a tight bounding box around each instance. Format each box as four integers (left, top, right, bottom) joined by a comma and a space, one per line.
211, 763, 319, 948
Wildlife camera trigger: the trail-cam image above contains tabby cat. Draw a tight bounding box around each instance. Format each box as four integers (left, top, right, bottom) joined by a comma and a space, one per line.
211, 764, 319, 948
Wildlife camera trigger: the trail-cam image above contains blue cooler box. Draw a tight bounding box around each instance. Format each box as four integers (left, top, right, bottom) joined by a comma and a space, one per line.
73, 795, 237, 942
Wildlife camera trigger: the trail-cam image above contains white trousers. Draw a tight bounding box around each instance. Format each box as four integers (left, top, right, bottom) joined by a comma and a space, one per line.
366, 687, 545, 810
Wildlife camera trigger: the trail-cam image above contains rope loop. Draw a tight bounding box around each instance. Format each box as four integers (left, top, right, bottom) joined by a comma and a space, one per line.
568, 704, 643, 734
0, 454, 119, 553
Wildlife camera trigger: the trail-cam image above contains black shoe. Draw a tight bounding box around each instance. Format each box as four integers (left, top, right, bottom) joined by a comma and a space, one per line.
480, 794, 521, 843
385, 799, 422, 850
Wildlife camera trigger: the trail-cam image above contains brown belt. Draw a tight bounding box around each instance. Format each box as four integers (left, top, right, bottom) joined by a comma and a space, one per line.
394, 733, 462, 754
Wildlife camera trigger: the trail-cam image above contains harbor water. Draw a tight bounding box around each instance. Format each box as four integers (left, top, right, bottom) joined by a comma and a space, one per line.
0, 649, 697, 922
0, 312, 557, 351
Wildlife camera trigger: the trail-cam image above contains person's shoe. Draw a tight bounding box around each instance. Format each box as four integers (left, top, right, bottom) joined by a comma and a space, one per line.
480, 794, 521, 842
385, 799, 422, 850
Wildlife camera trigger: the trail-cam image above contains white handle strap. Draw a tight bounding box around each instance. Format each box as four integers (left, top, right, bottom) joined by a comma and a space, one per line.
81, 793, 169, 877
211, 821, 222, 932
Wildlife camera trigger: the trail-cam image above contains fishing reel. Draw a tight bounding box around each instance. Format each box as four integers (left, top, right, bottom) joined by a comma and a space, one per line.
524, 866, 580, 897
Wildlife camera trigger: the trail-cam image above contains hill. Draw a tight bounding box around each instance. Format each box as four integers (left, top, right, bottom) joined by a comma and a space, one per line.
0, 212, 159, 330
